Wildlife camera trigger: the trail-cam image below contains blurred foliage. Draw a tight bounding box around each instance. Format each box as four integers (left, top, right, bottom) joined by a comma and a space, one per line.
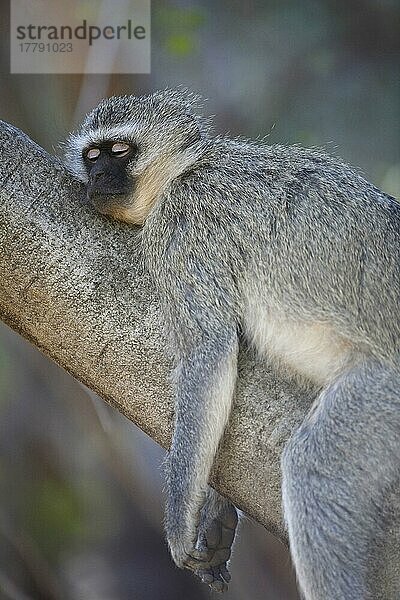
165, 34, 196, 56
27, 479, 86, 558
157, 6, 206, 56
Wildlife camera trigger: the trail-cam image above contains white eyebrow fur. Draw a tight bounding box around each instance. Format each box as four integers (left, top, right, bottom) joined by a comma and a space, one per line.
69, 124, 140, 153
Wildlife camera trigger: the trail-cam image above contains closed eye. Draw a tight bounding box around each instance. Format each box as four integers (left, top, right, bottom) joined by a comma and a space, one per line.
86, 147, 101, 161
111, 142, 131, 157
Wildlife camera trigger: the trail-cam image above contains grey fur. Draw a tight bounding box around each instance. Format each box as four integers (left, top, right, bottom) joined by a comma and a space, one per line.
66, 89, 400, 598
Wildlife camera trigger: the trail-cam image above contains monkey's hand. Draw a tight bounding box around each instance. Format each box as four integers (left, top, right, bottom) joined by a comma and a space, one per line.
181, 489, 238, 593
164, 329, 239, 591
193, 502, 238, 592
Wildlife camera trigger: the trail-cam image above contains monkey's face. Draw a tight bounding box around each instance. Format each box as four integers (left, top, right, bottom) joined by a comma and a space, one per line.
83, 140, 137, 218
65, 90, 210, 225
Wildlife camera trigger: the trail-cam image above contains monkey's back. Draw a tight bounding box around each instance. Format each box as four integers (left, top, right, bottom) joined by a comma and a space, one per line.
146, 138, 400, 364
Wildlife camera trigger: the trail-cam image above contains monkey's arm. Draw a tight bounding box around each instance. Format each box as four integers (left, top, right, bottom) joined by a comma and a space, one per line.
142, 202, 243, 587
165, 325, 239, 589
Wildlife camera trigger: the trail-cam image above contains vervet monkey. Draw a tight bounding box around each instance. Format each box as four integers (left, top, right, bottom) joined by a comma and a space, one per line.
66, 89, 400, 599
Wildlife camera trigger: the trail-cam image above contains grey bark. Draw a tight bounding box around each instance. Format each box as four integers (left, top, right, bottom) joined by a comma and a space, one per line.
0, 121, 398, 598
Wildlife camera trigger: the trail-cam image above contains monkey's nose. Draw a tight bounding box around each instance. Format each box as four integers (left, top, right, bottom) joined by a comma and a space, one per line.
91, 170, 105, 183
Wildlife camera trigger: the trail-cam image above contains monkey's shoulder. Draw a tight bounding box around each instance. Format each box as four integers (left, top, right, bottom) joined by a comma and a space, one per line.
180, 138, 399, 222
143, 136, 400, 271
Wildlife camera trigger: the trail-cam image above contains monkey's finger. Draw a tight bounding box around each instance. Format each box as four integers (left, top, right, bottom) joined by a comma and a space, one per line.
184, 556, 202, 571
197, 568, 214, 585
209, 567, 228, 593
195, 562, 230, 592
220, 564, 231, 582
210, 580, 227, 593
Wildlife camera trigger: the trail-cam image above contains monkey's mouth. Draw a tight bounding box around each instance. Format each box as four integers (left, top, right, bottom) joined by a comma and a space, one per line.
87, 190, 133, 218
87, 177, 133, 205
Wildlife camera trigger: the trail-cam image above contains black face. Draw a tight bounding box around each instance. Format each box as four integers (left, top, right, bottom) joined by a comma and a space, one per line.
83, 140, 138, 215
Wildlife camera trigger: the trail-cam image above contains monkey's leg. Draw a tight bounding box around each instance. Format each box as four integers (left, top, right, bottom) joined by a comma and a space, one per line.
165, 335, 238, 590
282, 359, 400, 600
193, 487, 238, 592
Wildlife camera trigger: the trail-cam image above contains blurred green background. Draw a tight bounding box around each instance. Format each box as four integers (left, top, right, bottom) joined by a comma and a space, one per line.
0, 1, 399, 599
